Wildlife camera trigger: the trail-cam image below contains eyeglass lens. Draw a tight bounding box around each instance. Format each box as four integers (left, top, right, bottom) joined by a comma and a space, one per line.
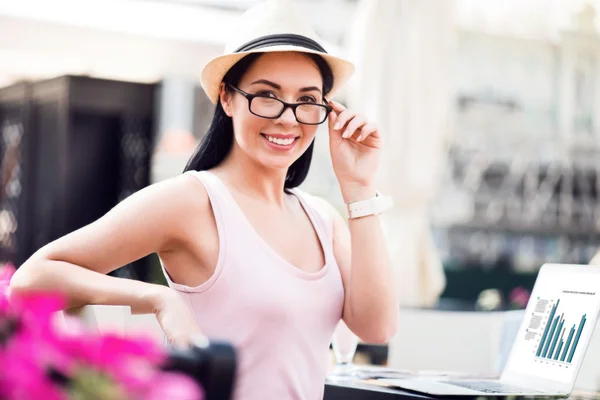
251, 97, 327, 124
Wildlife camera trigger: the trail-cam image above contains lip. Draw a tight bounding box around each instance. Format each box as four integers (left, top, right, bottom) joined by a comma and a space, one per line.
261, 133, 299, 139
261, 133, 298, 151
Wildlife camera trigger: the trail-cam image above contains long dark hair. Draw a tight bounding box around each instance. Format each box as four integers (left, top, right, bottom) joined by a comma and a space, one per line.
183, 52, 334, 189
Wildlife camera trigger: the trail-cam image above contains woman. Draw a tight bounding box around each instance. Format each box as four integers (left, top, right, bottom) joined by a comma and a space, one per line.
10, 0, 398, 398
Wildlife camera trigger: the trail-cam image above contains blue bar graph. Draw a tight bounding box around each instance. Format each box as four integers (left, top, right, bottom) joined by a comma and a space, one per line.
553, 328, 565, 360
537, 300, 559, 357
542, 314, 560, 357
560, 326, 575, 361
567, 315, 587, 363
535, 298, 588, 364
548, 314, 564, 358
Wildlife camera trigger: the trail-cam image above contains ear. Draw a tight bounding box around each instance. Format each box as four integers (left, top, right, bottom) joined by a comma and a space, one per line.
219, 83, 233, 117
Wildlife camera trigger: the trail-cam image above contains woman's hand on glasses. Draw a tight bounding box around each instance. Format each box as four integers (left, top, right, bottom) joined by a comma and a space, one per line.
327, 100, 381, 202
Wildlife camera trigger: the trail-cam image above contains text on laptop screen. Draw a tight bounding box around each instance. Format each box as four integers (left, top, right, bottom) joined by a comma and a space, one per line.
504, 266, 600, 384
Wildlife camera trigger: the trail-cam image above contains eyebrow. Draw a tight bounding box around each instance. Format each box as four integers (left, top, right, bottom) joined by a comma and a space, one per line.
299, 86, 322, 94
250, 79, 322, 94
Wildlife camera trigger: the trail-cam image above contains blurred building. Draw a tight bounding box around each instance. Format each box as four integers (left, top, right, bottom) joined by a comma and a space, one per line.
431, 2, 600, 304
2, 0, 600, 301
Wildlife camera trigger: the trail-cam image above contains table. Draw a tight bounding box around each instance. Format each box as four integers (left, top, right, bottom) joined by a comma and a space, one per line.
324, 380, 600, 400
324, 380, 435, 400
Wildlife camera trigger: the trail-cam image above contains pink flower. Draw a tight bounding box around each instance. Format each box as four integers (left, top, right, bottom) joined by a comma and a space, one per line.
1, 317, 70, 400
0, 263, 15, 283
0, 263, 16, 304
0, 264, 204, 399
0, 289, 75, 398
56, 332, 167, 393
0, 289, 9, 314
8, 292, 67, 352
1, 350, 68, 400
509, 287, 530, 309
145, 371, 204, 400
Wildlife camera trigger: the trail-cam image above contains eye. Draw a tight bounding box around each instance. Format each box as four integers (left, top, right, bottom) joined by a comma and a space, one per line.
256, 90, 277, 98
299, 95, 317, 103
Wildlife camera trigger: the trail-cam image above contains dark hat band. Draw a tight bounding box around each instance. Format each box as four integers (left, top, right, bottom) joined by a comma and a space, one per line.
234, 33, 327, 54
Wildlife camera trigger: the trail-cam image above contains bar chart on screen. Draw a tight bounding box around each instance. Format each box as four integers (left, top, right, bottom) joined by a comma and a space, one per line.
524, 290, 597, 372
505, 267, 600, 384
533, 298, 587, 365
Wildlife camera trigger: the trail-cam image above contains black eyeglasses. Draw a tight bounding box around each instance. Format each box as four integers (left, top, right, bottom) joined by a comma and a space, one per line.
226, 83, 332, 125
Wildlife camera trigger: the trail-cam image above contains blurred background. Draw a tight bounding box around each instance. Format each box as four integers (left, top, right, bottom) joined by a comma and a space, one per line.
1, 0, 600, 386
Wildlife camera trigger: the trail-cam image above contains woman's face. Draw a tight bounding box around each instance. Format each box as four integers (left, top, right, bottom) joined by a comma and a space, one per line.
221, 52, 324, 171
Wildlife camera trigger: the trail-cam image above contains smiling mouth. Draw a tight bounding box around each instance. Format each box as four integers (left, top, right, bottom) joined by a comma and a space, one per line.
261, 134, 299, 146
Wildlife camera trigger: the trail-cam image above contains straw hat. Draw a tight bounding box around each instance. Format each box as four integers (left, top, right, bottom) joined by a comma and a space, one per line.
200, 0, 355, 104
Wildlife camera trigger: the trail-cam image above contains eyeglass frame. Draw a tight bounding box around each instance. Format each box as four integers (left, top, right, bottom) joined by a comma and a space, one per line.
224, 83, 333, 125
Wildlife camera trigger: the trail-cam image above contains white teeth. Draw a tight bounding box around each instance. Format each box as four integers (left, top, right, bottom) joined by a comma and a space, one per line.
265, 135, 295, 146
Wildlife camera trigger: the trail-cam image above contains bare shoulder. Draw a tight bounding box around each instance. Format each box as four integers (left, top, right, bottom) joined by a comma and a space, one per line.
140, 172, 214, 234
164, 172, 211, 208
118, 172, 210, 220
307, 195, 342, 220
26, 172, 215, 275
301, 193, 348, 236
304, 194, 351, 268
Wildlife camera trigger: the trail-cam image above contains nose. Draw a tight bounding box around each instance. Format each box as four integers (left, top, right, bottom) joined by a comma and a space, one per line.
276, 105, 298, 128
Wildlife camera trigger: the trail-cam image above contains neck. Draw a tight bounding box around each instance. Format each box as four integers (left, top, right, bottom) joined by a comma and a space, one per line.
216, 144, 290, 206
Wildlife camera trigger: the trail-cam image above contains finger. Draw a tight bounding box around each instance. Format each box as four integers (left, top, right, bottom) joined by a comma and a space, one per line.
169, 337, 190, 350
357, 123, 378, 142
328, 109, 338, 131
328, 100, 346, 114
333, 109, 357, 132
342, 116, 368, 139
328, 110, 342, 142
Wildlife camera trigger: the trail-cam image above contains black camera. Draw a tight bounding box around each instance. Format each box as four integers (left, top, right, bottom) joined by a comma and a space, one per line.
162, 340, 237, 400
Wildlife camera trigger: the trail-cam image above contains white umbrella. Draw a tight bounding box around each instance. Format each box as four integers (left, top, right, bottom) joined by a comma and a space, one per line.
345, 0, 456, 308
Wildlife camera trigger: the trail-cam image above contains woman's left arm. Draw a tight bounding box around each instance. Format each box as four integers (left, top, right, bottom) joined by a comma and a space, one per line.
317, 194, 397, 343
322, 100, 398, 343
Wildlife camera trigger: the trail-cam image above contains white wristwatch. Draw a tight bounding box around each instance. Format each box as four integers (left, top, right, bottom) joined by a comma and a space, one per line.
345, 191, 393, 219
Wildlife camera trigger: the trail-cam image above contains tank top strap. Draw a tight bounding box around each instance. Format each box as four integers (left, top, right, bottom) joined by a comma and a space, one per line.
159, 170, 231, 293
185, 170, 336, 264
288, 188, 335, 257
184, 169, 222, 211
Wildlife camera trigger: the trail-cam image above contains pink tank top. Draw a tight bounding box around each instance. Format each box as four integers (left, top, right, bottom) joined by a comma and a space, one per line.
160, 170, 345, 400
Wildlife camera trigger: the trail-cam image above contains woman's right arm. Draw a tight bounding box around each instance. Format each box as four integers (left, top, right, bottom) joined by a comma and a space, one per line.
9, 174, 204, 316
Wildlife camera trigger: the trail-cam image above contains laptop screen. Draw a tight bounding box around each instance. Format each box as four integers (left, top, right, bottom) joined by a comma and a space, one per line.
503, 264, 600, 385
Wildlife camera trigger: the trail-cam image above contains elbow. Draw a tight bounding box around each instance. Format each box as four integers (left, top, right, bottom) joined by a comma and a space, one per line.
8, 267, 30, 296
369, 324, 397, 345
360, 318, 398, 344
8, 259, 43, 295
370, 307, 399, 344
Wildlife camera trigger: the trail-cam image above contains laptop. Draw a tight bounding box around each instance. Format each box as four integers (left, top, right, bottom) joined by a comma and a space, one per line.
380, 263, 600, 397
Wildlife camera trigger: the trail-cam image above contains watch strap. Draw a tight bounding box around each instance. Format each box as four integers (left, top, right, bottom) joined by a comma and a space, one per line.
345, 191, 393, 219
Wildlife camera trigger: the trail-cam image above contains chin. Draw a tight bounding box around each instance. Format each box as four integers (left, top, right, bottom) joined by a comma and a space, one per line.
257, 154, 298, 171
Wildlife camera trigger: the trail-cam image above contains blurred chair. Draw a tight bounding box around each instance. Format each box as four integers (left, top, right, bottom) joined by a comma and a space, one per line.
56, 305, 167, 345
55, 304, 162, 336
127, 311, 168, 345
388, 308, 525, 376
55, 305, 130, 337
